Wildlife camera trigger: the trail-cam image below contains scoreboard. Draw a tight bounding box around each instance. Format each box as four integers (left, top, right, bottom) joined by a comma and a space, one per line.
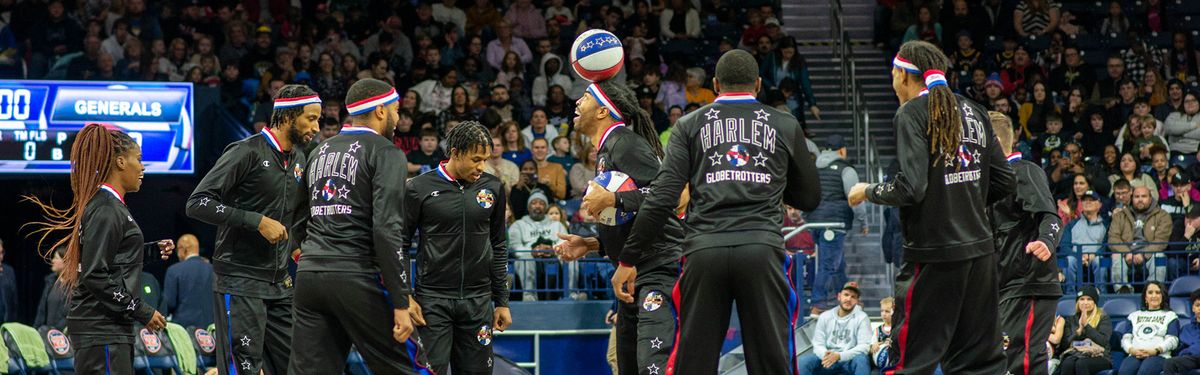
0, 80, 193, 174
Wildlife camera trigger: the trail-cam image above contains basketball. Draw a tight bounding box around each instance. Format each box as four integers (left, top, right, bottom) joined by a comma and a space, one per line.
570, 29, 625, 82
589, 170, 638, 225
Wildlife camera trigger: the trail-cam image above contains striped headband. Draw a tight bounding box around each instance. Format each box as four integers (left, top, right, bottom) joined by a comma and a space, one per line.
274, 94, 322, 109
346, 87, 399, 116
923, 69, 948, 89
586, 83, 623, 121
893, 55, 921, 74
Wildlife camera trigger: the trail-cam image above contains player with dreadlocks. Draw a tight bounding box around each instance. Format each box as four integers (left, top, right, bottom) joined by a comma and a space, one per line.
403, 120, 512, 374
186, 84, 321, 375
25, 124, 175, 373
849, 40, 1016, 374
555, 78, 686, 375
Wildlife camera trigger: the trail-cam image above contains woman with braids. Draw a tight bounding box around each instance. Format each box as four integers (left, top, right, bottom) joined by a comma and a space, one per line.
554, 78, 686, 375
403, 120, 512, 375
848, 40, 1015, 374
186, 84, 321, 375
26, 124, 176, 374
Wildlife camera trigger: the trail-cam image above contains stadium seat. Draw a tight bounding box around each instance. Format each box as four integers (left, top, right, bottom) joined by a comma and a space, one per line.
3, 323, 51, 374
132, 326, 183, 375
346, 346, 371, 375
1169, 276, 1200, 318
37, 326, 74, 375
187, 326, 217, 372
1103, 298, 1139, 319
1057, 298, 1078, 317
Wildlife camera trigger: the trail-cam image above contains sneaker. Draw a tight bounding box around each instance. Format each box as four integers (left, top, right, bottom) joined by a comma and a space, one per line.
522, 294, 537, 302
570, 292, 588, 301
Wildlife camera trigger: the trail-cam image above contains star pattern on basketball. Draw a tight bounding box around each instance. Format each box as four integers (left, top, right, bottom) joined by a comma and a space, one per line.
337, 185, 350, 199
752, 152, 769, 166
709, 151, 723, 166
705, 108, 720, 120
579, 36, 620, 52
348, 141, 362, 153
650, 337, 663, 349
755, 109, 771, 121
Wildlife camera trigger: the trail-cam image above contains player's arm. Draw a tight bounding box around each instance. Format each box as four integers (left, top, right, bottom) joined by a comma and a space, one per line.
1016, 164, 1064, 250
490, 185, 511, 308
185, 142, 262, 230
372, 146, 411, 309
985, 135, 1017, 205
290, 163, 311, 254
79, 204, 155, 323
866, 110, 927, 207
400, 178, 423, 252
621, 117, 692, 266
612, 136, 661, 211
784, 115, 821, 211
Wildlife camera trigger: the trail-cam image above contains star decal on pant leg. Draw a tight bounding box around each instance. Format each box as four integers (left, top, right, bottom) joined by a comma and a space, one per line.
240, 335, 251, 346
650, 337, 663, 349
705, 108, 720, 120
241, 359, 252, 370
710, 151, 723, 166
487, 357, 493, 367
647, 363, 661, 374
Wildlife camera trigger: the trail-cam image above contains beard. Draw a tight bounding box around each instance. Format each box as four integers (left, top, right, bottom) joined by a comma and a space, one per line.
382, 111, 399, 138
286, 123, 307, 146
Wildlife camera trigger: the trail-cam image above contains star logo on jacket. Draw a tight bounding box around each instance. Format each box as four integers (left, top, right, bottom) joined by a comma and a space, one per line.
647, 363, 661, 375
216, 205, 226, 213
752, 152, 769, 166
241, 360, 252, 370
199, 197, 210, 206
319, 143, 330, 154
705, 108, 720, 120
348, 141, 362, 153
709, 151, 723, 166
1051, 223, 1060, 232
126, 300, 137, 311
113, 290, 125, 301
755, 109, 771, 121
337, 185, 350, 199
240, 335, 251, 346
477, 189, 495, 208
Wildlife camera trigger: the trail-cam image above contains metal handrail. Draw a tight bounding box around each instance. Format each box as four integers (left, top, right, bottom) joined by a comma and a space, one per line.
783, 222, 846, 241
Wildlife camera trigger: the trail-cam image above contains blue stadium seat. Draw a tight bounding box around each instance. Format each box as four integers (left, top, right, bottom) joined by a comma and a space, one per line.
1111, 319, 1133, 370
132, 327, 183, 375
1103, 298, 1139, 319
38, 326, 74, 375
4, 325, 51, 374
1058, 298, 1078, 317
1169, 276, 1200, 318
346, 346, 371, 375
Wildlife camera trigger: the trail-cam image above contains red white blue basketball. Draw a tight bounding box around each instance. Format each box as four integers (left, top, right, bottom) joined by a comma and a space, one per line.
726, 145, 750, 167
571, 29, 625, 82
590, 170, 638, 225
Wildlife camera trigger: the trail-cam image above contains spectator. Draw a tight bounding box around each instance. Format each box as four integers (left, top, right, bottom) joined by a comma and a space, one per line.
120, 0, 162, 42
1020, 83, 1061, 139
547, 136, 576, 174
485, 136, 520, 193
102, 18, 131, 61
487, 20, 532, 70
523, 108, 559, 142
1058, 10, 1085, 36
544, 0, 574, 26
507, 190, 568, 301
1099, 1, 1130, 36
0, 238, 13, 322
1049, 286, 1112, 375
660, 0, 700, 41
311, 53, 346, 103
499, 120, 532, 166
1121, 36, 1164, 85
1050, 142, 1110, 199
1150, 147, 1172, 189
1155, 80, 1186, 122
1119, 281, 1179, 373
1001, 46, 1045, 97
1050, 47, 1096, 100
806, 135, 865, 315
35, 247, 68, 329
510, 160, 554, 219
413, 67, 458, 114
393, 111, 420, 154
569, 143, 597, 199
660, 105, 684, 148
1013, 0, 1060, 37
218, 22, 250, 65
357, 53, 395, 87
963, 68, 988, 104
1161, 172, 1197, 274
1062, 87, 1091, 134
941, 0, 979, 51
1058, 174, 1093, 223
362, 17, 414, 72
466, 0, 503, 36
432, 0, 468, 37
488, 84, 521, 124
1112, 179, 1135, 216
1167, 92, 1200, 160
533, 53, 572, 107
1109, 186, 1171, 291
637, 86, 671, 134
88, 52, 120, 81
438, 85, 475, 132
798, 282, 872, 375
530, 138, 567, 201
30, 0, 83, 78
870, 297, 894, 368
1095, 56, 1127, 106
1063, 191, 1110, 290
545, 204, 582, 299
505, 0, 547, 39
1081, 112, 1117, 160
1182, 206, 1200, 275
318, 118, 341, 143
1143, 70, 1168, 107
1110, 152, 1160, 200
161, 234, 214, 329
1164, 289, 1200, 375
411, 3, 447, 41
902, 5, 941, 44
407, 128, 448, 176
543, 84, 574, 129
993, 96, 1019, 125
950, 32, 983, 91
495, 51, 526, 92
1167, 32, 1200, 83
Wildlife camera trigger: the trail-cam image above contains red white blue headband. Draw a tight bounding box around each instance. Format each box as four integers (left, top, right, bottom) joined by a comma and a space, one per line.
923, 69, 948, 89
893, 55, 921, 74
586, 83, 623, 121
346, 87, 399, 116
273, 94, 322, 109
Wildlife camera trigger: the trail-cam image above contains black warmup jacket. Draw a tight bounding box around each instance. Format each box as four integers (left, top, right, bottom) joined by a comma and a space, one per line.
992, 158, 1064, 299
595, 125, 683, 270
403, 168, 509, 307
866, 94, 1016, 263
186, 129, 310, 288
624, 97, 821, 258
68, 190, 161, 344
299, 127, 411, 309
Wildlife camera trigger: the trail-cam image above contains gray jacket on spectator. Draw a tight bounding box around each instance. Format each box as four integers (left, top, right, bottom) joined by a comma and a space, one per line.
1166, 112, 1200, 154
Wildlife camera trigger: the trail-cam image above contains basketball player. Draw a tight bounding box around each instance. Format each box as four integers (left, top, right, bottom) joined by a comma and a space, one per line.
619, 49, 821, 374
289, 78, 432, 374
848, 40, 1015, 374
186, 85, 321, 375
26, 124, 174, 374
554, 79, 684, 375
404, 121, 512, 374
988, 111, 1063, 375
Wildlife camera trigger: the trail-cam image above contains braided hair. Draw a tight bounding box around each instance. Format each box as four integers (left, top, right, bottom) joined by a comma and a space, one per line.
24, 124, 139, 289
269, 85, 320, 129
897, 41, 962, 166
596, 80, 664, 158
446, 120, 493, 156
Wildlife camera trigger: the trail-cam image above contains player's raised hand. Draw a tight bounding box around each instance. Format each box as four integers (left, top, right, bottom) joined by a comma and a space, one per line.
258, 216, 288, 244
155, 239, 175, 260
1025, 240, 1052, 261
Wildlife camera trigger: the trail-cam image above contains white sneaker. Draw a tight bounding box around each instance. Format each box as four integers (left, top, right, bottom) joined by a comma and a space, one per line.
522, 294, 537, 302
570, 292, 587, 301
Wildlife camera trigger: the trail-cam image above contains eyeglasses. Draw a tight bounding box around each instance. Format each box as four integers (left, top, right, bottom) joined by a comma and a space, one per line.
1187, 98, 1199, 103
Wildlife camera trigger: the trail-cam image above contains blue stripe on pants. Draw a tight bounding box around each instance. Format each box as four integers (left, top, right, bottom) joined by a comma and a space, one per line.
225, 293, 238, 375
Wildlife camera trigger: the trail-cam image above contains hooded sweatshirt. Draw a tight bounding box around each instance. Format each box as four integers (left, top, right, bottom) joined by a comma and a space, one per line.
811, 304, 874, 361
532, 53, 573, 107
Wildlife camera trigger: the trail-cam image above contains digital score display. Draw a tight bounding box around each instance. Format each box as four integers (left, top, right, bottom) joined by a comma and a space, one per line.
0, 80, 193, 174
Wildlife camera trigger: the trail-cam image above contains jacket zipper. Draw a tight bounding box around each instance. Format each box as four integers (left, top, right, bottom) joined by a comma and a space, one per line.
459, 182, 466, 298
273, 150, 287, 286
